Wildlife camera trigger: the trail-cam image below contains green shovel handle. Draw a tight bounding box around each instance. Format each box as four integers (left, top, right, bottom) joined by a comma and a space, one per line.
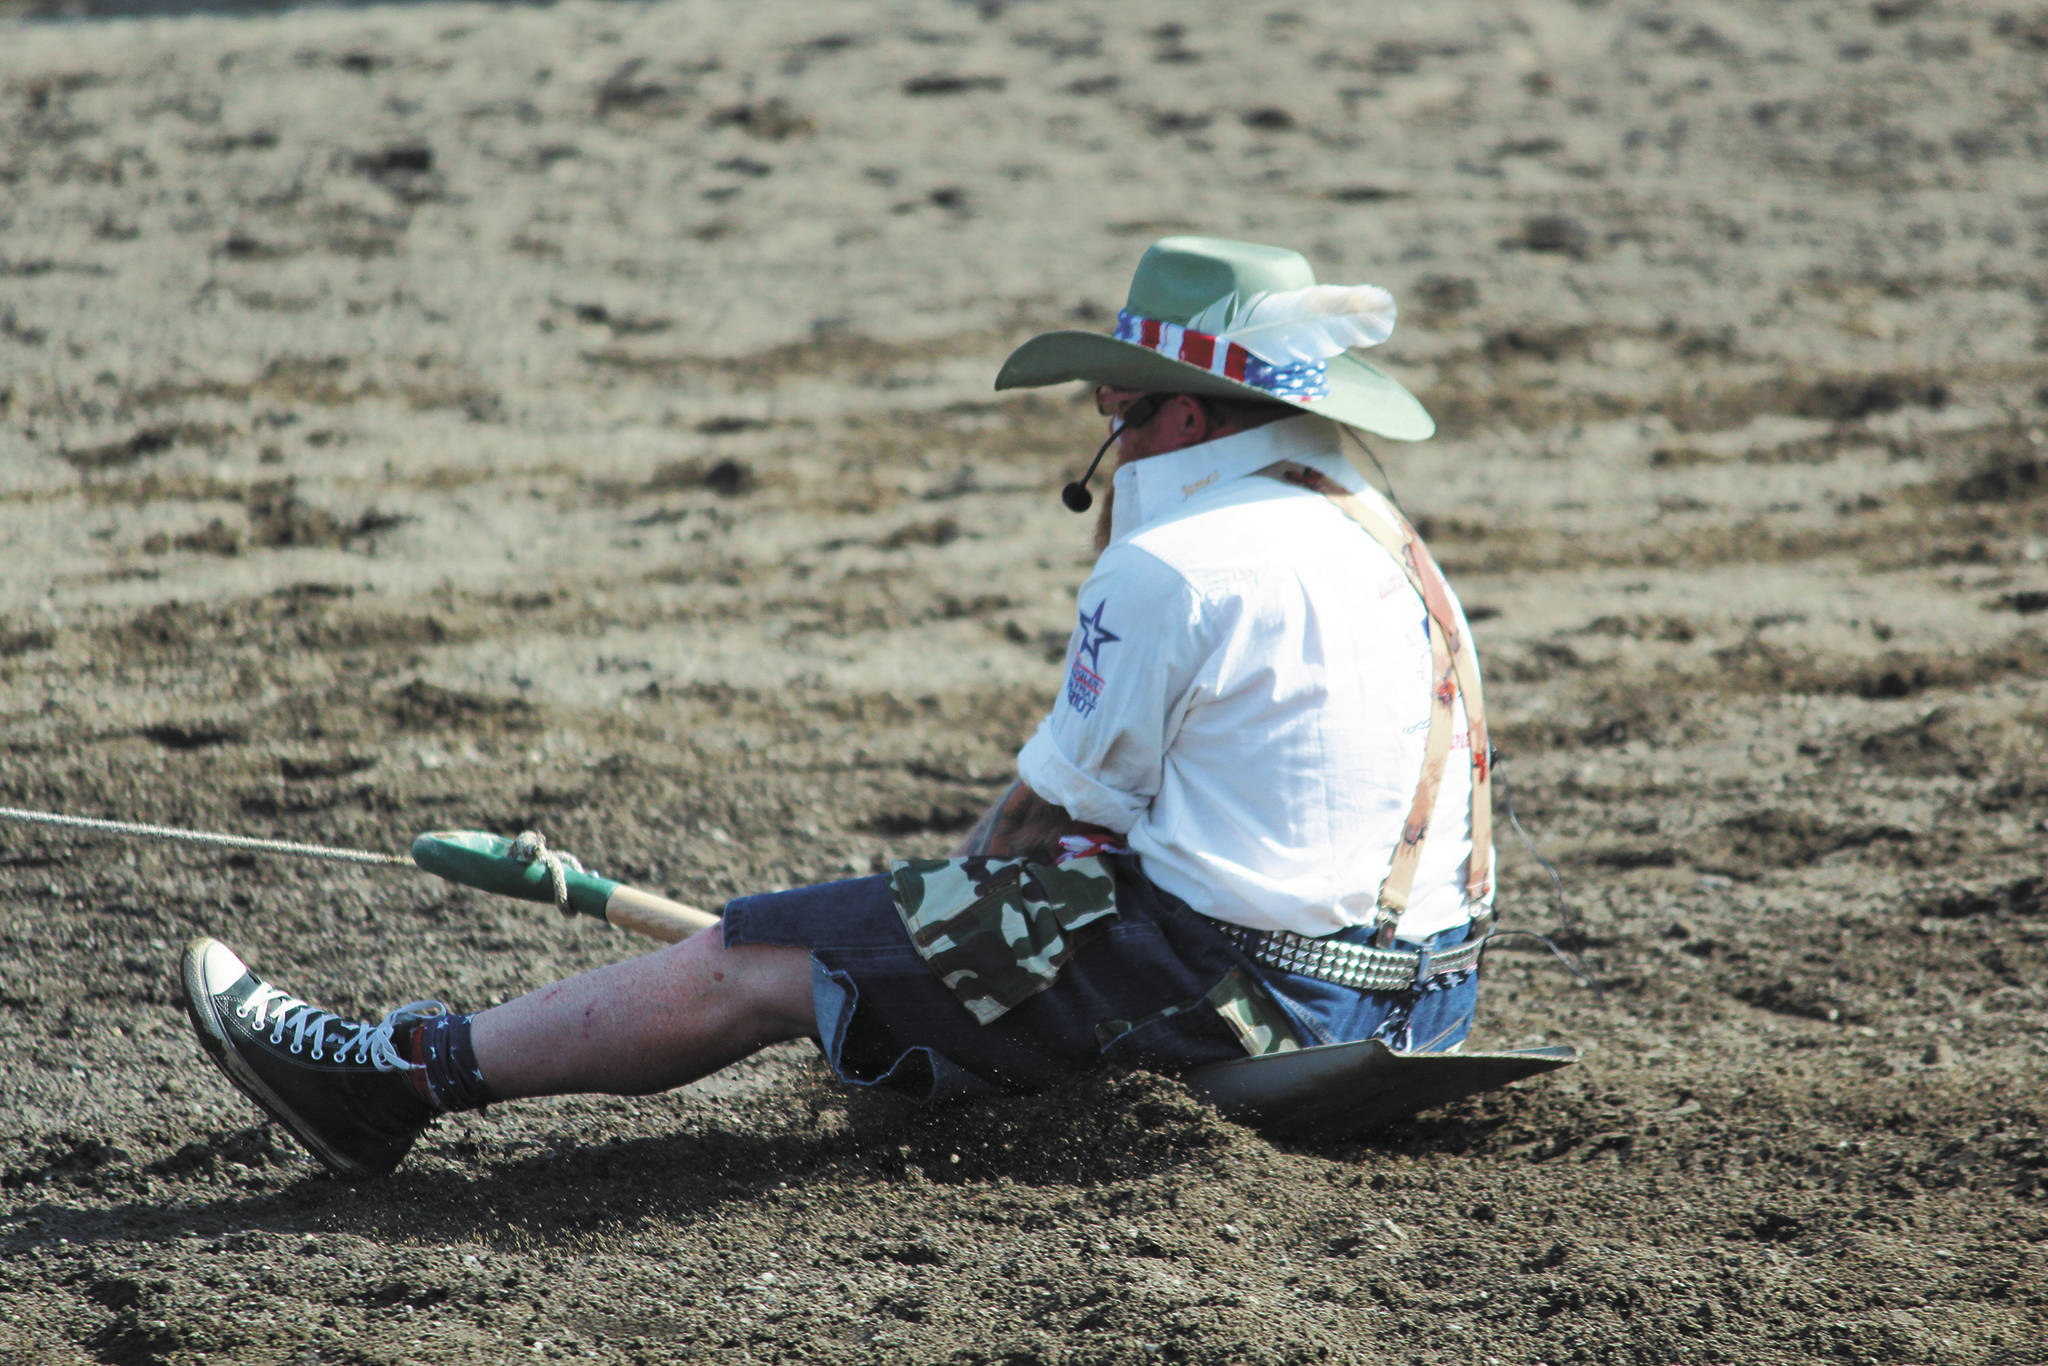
409, 830, 718, 943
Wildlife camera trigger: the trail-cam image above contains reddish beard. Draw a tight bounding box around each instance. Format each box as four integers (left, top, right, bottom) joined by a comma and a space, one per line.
1092, 480, 1115, 555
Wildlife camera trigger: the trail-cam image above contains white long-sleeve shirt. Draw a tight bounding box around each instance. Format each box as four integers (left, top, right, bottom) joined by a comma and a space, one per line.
1017, 414, 1488, 940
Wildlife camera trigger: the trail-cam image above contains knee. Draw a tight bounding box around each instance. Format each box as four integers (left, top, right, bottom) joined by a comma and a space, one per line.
668, 932, 816, 1043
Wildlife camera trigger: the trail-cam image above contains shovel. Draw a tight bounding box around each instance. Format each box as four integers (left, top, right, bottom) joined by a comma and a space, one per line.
412, 829, 1574, 1138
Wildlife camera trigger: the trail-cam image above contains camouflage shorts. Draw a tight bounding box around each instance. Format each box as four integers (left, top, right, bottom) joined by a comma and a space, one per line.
889, 855, 1299, 1058
721, 860, 1309, 1103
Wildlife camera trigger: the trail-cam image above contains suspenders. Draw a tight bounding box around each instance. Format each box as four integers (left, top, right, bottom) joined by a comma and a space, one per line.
1258, 462, 1495, 949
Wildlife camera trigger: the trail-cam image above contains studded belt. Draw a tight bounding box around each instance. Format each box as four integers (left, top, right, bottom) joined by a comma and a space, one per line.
1218, 923, 1487, 992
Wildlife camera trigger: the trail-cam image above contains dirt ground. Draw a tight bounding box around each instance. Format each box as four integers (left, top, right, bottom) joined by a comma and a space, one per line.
3, 1, 2045, 1361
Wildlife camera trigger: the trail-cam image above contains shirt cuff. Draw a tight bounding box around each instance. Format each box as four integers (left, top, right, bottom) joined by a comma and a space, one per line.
1016, 724, 1147, 834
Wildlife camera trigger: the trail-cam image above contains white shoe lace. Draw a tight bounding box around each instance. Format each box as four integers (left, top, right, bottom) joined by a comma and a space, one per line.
235, 984, 443, 1070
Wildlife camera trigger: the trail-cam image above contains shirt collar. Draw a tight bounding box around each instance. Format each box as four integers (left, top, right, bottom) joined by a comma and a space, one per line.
1106, 414, 1360, 543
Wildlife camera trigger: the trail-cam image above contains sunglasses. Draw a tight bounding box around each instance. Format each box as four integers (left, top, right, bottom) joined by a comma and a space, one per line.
1093, 388, 1172, 431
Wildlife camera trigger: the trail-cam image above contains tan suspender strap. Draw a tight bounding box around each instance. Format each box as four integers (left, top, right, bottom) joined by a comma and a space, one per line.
1257, 463, 1495, 942
1380, 614, 1459, 929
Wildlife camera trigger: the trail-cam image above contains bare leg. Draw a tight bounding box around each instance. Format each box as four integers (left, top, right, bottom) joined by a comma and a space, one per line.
467, 930, 816, 1100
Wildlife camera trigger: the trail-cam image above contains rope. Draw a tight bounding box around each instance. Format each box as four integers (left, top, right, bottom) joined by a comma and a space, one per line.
508, 829, 586, 917
0, 805, 410, 868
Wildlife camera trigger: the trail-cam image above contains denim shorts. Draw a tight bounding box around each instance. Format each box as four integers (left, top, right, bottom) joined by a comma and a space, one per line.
722, 855, 1481, 1104
1255, 921, 1481, 1054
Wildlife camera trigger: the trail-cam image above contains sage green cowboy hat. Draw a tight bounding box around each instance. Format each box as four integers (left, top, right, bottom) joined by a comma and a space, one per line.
995, 236, 1435, 440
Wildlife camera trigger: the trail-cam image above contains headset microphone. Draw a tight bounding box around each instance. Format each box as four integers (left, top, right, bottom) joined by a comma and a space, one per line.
1060, 457, 1103, 513
1062, 393, 1166, 513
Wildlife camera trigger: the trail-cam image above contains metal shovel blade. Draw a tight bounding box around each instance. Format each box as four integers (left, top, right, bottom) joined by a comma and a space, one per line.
1184, 1039, 1577, 1140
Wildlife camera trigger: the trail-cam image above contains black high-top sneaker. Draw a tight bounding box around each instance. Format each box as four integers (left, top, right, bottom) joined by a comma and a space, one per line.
181, 938, 442, 1178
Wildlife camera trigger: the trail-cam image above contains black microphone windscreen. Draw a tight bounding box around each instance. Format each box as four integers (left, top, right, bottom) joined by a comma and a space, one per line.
1061, 482, 1094, 513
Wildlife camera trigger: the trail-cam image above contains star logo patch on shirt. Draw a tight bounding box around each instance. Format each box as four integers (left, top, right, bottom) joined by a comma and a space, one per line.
1065, 601, 1120, 717
1075, 601, 1120, 671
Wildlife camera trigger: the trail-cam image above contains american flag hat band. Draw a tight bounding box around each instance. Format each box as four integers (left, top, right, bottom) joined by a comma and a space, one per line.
1113, 309, 1331, 401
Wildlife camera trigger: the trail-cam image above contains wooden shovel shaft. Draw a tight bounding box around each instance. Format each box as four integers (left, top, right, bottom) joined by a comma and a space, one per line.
603, 884, 720, 943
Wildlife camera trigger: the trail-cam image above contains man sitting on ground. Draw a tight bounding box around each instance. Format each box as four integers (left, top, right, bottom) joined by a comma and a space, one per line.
180, 236, 1495, 1177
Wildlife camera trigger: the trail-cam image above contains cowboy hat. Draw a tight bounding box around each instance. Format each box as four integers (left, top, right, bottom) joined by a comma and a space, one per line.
994, 236, 1435, 440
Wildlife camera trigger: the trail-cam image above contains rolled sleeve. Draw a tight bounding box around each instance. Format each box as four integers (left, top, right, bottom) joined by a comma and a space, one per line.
1017, 722, 1147, 831
1015, 546, 1208, 836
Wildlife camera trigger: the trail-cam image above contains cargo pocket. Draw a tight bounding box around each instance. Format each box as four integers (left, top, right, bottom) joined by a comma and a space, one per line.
1095, 967, 1305, 1068
889, 855, 1120, 1025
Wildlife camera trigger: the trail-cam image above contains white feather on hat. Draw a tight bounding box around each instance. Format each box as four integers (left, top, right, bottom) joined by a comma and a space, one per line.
1186, 284, 1398, 366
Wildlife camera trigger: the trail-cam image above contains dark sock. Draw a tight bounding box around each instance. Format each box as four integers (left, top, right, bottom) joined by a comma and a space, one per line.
408, 1012, 496, 1113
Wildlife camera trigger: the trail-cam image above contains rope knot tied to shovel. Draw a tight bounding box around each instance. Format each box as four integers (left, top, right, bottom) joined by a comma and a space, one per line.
508, 830, 586, 919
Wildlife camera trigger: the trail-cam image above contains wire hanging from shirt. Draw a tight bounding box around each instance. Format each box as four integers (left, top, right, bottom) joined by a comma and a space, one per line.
1342, 428, 1406, 517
